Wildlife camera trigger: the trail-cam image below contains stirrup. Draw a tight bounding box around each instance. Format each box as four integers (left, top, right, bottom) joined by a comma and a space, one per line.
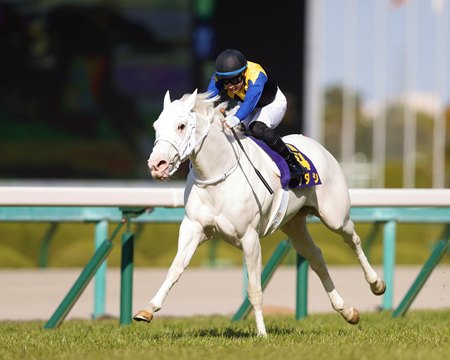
287, 158, 307, 178
287, 159, 307, 188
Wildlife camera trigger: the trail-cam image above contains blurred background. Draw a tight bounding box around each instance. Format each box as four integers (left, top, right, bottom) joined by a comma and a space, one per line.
0, 0, 449, 268
1, 0, 448, 187
0, 0, 307, 181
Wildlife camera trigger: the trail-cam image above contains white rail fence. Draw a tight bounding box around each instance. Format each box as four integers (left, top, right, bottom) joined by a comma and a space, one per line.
0, 185, 448, 326
0, 186, 449, 207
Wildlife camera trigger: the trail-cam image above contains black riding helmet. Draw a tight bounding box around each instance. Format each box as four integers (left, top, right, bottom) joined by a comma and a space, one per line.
215, 49, 247, 80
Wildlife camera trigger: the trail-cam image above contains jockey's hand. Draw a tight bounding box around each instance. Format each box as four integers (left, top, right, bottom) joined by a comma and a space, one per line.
224, 115, 241, 128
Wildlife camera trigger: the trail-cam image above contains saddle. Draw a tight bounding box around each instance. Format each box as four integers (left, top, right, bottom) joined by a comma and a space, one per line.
249, 136, 322, 189
244, 136, 322, 235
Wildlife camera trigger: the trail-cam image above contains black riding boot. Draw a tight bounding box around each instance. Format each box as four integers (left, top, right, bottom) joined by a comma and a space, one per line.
284, 149, 307, 179
249, 121, 307, 182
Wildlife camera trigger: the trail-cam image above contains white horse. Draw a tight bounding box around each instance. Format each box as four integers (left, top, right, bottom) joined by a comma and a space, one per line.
134, 90, 385, 337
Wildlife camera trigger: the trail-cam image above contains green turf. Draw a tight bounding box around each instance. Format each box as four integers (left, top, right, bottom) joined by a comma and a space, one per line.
0, 310, 449, 360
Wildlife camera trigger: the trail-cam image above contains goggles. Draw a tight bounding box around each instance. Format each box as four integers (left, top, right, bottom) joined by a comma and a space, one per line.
222, 75, 243, 86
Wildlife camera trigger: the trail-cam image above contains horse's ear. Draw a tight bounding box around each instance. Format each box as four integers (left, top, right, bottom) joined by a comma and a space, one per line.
184, 89, 198, 111
163, 90, 171, 108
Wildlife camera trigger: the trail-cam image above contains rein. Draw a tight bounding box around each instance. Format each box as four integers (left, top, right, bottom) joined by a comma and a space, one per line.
191, 109, 273, 194
189, 112, 241, 186
219, 109, 274, 194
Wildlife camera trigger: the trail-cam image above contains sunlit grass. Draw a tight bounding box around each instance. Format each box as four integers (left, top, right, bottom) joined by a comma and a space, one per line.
0, 310, 449, 360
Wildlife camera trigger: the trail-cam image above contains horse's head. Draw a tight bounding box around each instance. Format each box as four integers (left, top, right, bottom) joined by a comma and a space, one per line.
148, 89, 199, 180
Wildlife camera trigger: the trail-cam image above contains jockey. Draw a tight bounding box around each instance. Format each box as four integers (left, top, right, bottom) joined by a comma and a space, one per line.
206, 49, 306, 182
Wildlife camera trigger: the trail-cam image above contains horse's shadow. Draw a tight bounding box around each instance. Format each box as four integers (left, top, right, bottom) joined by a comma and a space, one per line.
191, 325, 298, 338
146, 326, 297, 339
193, 327, 252, 338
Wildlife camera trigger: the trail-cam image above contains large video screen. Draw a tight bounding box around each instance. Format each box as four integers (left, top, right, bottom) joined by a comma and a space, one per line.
0, 0, 191, 179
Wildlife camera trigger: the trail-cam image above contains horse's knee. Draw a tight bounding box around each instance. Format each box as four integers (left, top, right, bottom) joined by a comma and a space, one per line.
247, 287, 263, 307
166, 264, 185, 284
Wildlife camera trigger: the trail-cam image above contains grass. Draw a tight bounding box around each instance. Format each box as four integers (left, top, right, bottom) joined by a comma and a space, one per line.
0, 221, 448, 268
0, 310, 449, 360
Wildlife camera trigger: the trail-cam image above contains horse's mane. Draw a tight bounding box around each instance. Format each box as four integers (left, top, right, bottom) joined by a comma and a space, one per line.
181, 91, 227, 123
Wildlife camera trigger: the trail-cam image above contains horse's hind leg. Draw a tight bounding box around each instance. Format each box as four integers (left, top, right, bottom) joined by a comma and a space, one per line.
336, 218, 386, 295
281, 213, 360, 324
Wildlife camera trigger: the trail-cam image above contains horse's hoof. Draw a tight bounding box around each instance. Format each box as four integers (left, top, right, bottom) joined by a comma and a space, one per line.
133, 309, 154, 323
340, 307, 360, 325
347, 308, 360, 325
370, 280, 386, 296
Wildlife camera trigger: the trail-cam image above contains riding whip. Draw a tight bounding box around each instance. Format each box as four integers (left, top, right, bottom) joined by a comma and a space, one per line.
230, 127, 274, 195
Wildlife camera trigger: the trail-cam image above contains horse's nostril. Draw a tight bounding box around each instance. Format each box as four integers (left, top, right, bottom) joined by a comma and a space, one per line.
157, 160, 167, 169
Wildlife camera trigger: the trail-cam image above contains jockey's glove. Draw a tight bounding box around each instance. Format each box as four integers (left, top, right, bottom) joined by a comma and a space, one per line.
225, 115, 241, 128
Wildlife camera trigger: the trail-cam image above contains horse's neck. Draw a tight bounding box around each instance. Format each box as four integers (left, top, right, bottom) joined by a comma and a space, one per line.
190, 115, 237, 182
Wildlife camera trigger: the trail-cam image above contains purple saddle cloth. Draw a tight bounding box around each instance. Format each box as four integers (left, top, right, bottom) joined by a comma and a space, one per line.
249, 136, 322, 189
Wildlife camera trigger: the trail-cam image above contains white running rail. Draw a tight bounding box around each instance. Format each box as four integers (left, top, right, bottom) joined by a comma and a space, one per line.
0, 186, 449, 207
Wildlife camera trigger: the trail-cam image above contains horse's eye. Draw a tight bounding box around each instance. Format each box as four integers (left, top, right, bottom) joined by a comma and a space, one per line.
178, 124, 186, 131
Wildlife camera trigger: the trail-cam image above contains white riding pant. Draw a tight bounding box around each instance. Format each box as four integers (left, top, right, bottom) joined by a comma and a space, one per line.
241, 87, 287, 130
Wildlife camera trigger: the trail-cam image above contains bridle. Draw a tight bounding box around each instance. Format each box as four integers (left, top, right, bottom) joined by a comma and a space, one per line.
153, 103, 241, 184
153, 104, 216, 176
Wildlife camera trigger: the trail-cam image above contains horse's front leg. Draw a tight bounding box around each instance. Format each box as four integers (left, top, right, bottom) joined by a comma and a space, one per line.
241, 229, 267, 337
134, 217, 205, 323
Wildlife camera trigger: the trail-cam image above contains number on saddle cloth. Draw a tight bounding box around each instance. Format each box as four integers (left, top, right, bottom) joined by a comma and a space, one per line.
286, 144, 322, 189
249, 137, 322, 189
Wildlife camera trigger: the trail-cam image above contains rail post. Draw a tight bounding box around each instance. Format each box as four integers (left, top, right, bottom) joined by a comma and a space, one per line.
44, 222, 123, 329
119, 208, 145, 325
393, 225, 449, 317
93, 220, 108, 319
383, 220, 397, 310
295, 254, 308, 319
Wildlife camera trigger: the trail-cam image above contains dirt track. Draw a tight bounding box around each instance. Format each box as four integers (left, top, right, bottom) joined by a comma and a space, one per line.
0, 266, 448, 321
